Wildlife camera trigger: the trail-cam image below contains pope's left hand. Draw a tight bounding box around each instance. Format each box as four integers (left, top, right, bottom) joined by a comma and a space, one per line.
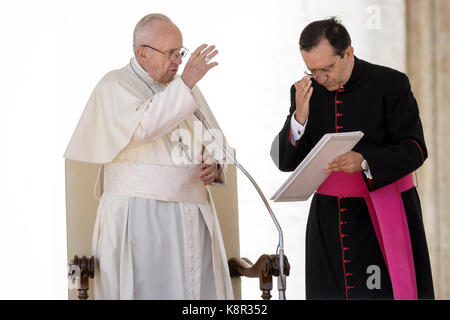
198, 155, 219, 185
325, 151, 363, 174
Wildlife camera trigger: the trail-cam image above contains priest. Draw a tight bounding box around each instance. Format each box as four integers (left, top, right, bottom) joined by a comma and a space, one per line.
64, 13, 234, 300
270, 17, 434, 300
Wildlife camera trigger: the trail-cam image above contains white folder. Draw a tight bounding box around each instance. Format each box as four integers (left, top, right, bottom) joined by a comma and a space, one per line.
271, 131, 364, 202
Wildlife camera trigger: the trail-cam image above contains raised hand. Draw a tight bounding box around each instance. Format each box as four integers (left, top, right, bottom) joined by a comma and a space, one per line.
181, 44, 219, 89
294, 76, 313, 125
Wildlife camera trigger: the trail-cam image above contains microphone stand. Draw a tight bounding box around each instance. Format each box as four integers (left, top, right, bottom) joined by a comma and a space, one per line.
194, 110, 286, 300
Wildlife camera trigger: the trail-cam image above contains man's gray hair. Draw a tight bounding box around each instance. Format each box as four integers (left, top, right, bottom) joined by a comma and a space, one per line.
133, 13, 172, 56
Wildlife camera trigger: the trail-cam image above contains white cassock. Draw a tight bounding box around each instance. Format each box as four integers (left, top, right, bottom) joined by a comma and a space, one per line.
64, 57, 234, 300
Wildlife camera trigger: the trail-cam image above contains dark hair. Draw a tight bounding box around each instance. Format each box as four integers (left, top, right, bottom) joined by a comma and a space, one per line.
299, 17, 351, 56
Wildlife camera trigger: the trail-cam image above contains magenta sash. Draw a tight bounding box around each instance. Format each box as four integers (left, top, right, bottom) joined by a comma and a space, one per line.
317, 172, 417, 300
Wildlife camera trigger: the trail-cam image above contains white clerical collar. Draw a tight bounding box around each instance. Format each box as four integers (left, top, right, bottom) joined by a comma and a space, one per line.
130, 57, 168, 94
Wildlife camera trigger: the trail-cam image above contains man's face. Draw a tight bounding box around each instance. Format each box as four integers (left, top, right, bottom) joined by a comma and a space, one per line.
138, 21, 183, 84
301, 38, 354, 92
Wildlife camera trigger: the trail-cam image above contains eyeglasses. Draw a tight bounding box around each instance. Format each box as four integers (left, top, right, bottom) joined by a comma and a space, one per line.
141, 44, 189, 62
304, 49, 345, 78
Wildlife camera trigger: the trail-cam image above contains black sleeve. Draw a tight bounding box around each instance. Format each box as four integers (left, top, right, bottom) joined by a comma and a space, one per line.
270, 85, 313, 172
356, 73, 427, 190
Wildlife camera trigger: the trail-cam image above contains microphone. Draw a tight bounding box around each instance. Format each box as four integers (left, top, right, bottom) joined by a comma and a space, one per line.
194, 109, 287, 300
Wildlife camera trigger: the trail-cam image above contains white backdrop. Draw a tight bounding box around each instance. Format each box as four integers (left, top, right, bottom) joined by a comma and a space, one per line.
0, 0, 405, 299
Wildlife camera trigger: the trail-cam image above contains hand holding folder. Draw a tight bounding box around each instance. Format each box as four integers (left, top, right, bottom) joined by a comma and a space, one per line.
271, 131, 364, 202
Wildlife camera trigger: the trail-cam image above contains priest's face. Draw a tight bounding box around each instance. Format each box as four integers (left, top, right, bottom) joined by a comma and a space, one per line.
301, 39, 354, 92
137, 20, 184, 84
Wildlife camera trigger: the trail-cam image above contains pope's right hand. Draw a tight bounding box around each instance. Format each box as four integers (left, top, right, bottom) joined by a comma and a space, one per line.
294, 76, 313, 125
181, 44, 218, 89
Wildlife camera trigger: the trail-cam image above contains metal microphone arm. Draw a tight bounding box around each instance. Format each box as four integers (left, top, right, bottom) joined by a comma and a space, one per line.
194, 110, 287, 300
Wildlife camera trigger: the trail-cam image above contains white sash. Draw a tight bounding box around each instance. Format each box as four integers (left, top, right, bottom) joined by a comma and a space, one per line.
103, 161, 208, 204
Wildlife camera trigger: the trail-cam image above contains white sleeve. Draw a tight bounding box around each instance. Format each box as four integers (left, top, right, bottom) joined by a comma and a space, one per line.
364, 166, 373, 180
290, 111, 308, 145
131, 77, 198, 145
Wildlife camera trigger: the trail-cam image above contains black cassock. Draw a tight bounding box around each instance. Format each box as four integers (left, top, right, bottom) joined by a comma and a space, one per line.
271, 57, 434, 300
